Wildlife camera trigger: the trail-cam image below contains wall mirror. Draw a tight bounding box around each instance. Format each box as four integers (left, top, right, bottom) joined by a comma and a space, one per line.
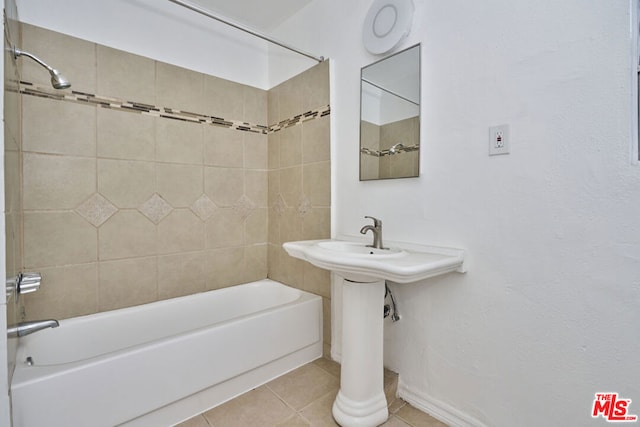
360, 44, 420, 180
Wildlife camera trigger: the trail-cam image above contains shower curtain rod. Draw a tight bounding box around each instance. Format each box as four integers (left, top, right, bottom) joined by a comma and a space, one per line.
168, 0, 325, 63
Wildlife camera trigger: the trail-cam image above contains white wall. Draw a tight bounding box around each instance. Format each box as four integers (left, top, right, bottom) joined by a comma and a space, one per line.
17, 0, 273, 89
275, 0, 640, 426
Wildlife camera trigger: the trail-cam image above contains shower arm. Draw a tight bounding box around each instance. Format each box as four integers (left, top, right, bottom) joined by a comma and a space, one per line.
13, 47, 54, 73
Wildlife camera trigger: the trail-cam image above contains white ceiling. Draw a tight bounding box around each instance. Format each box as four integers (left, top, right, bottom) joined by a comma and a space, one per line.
188, 0, 314, 31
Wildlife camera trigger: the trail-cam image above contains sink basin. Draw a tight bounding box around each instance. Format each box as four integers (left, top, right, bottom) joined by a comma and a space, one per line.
283, 238, 465, 283
316, 241, 404, 257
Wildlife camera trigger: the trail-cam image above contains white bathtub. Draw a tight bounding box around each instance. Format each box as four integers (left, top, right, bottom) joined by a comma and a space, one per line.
10, 279, 323, 427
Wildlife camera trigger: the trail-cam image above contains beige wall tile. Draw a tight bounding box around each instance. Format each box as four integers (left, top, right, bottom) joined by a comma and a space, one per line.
5, 150, 20, 214
280, 245, 304, 287
279, 166, 302, 208
23, 153, 95, 210
24, 212, 97, 268
157, 163, 203, 207
244, 132, 268, 170
302, 60, 330, 112
303, 161, 331, 207
203, 74, 243, 121
277, 75, 303, 123
99, 257, 157, 311
204, 126, 243, 167
302, 207, 331, 240
245, 208, 268, 245
205, 247, 245, 290
267, 243, 282, 282
21, 23, 96, 93
23, 96, 96, 157
279, 125, 302, 168
97, 45, 155, 105
4, 80, 21, 145
156, 119, 203, 164
268, 170, 281, 207
280, 208, 303, 244
245, 170, 268, 208
245, 244, 268, 282
157, 252, 206, 299
156, 62, 205, 114
244, 86, 267, 124
19, 26, 331, 326
302, 116, 330, 163
98, 159, 155, 208
23, 263, 98, 320
268, 211, 281, 246
97, 108, 155, 161
205, 167, 244, 207
5, 213, 21, 281
303, 264, 331, 299
157, 209, 204, 254
205, 208, 244, 249
268, 132, 280, 170
267, 86, 279, 126
99, 210, 156, 260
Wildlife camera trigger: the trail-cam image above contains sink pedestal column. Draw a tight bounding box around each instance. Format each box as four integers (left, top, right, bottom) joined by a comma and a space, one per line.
332, 277, 388, 427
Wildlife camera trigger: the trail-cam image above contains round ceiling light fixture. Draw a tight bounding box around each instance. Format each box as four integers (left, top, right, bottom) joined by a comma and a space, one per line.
363, 0, 414, 55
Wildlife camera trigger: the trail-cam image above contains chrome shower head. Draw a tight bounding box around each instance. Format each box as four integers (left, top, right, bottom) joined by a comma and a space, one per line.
389, 143, 405, 155
13, 47, 71, 89
49, 68, 71, 90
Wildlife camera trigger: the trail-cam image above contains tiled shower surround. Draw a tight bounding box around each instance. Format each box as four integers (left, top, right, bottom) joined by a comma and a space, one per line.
19, 24, 331, 348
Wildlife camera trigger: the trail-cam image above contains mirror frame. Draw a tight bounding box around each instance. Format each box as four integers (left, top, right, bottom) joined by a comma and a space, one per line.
359, 43, 421, 181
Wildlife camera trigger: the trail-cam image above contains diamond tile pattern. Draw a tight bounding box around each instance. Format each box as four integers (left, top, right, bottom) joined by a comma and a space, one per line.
273, 194, 287, 216
233, 195, 256, 220
75, 193, 118, 227
138, 193, 173, 224
190, 194, 217, 221
297, 194, 311, 216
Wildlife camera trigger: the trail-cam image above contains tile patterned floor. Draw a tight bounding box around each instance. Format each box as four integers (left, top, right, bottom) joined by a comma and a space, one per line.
177, 357, 448, 427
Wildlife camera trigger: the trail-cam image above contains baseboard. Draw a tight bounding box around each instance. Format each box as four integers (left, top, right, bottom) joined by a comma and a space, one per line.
397, 379, 488, 427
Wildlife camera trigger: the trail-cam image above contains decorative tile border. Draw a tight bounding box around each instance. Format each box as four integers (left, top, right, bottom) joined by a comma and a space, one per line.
18, 81, 330, 135
360, 144, 420, 157
268, 105, 331, 133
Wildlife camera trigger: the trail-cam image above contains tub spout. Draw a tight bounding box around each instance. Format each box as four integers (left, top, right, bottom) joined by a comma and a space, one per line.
7, 319, 59, 338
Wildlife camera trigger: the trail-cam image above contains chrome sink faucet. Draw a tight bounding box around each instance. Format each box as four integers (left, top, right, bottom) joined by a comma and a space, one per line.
7, 319, 59, 338
360, 216, 386, 249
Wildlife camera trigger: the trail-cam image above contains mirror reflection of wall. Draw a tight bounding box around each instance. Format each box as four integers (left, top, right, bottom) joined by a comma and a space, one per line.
360, 44, 420, 180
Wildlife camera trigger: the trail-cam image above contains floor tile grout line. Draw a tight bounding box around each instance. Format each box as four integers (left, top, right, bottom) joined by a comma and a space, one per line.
265, 382, 338, 427
264, 383, 307, 423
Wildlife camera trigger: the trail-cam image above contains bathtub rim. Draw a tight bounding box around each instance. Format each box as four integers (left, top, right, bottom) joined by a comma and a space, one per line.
13, 279, 310, 371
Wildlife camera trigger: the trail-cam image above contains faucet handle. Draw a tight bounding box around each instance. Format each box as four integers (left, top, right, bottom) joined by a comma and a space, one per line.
364, 216, 382, 228
17, 272, 42, 295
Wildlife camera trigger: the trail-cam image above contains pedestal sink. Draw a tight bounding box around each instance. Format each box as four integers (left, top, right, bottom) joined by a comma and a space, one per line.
283, 238, 465, 427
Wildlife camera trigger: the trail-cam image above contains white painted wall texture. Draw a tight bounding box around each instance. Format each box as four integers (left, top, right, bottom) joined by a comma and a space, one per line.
17, 0, 274, 89
273, 1, 640, 426
12, 0, 640, 426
